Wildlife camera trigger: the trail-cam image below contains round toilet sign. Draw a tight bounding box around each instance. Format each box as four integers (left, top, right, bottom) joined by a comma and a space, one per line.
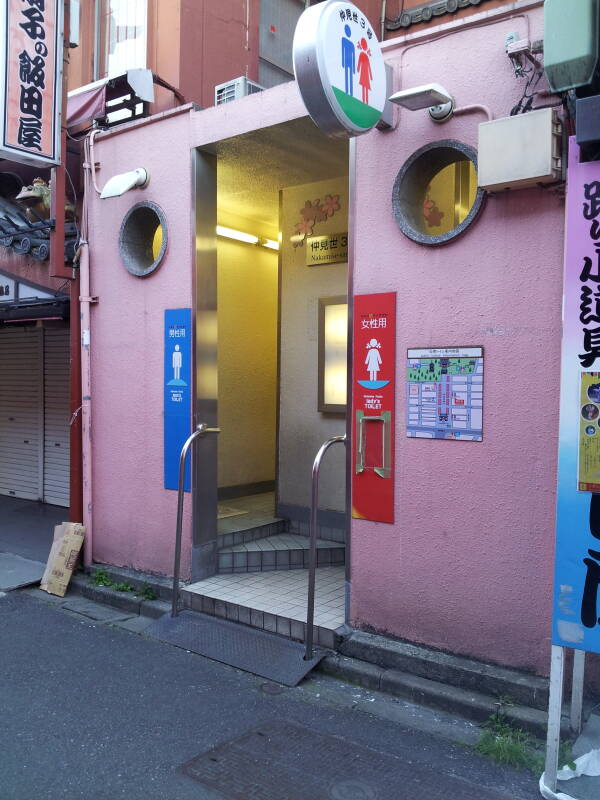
293, 1, 387, 138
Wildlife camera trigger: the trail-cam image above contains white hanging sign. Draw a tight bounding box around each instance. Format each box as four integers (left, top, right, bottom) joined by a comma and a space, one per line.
293, 1, 387, 138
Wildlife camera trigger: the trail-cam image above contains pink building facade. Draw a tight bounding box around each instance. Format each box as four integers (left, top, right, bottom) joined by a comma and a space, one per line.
76, 0, 586, 682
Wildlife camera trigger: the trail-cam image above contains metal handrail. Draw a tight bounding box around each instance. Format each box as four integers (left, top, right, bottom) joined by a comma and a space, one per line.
304, 434, 347, 660
171, 423, 220, 617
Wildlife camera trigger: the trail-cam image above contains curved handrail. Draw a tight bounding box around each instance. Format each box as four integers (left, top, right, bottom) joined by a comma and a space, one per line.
171, 423, 220, 617
304, 434, 347, 660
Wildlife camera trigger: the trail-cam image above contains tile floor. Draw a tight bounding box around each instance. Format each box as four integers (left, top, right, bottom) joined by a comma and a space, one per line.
219, 533, 343, 553
217, 492, 280, 536
185, 566, 345, 630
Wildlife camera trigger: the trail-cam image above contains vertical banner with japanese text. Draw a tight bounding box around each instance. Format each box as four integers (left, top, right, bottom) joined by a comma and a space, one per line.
164, 309, 192, 492
352, 292, 396, 523
0, 0, 63, 166
553, 139, 600, 654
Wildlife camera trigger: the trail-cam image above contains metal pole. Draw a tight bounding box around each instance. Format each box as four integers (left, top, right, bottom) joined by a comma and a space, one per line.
544, 645, 565, 794
171, 424, 207, 617
305, 434, 346, 661
571, 649, 586, 735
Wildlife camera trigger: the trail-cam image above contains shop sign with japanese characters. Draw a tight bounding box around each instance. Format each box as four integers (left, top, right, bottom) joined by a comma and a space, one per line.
352, 292, 396, 523
306, 232, 348, 266
293, 1, 386, 138
0, 0, 63, 166
553, 138, 600, 654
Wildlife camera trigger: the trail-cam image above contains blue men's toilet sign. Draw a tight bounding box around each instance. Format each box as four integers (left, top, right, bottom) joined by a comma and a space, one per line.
293, 1, 386, 138
164, 308, 192, 491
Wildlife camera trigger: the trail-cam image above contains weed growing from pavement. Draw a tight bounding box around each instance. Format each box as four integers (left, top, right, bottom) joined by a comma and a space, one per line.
90, 570, 157, 601
91, 568, 113, 587
476, 711, 575, 775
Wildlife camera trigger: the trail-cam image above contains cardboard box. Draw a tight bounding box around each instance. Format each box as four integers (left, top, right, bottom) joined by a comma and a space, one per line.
40, 522, 85, 597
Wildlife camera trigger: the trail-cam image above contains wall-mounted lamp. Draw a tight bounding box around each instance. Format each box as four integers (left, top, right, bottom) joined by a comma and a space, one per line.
318, 297, 348, 414
216, 225, 280, 250
100, 167, 150, 199
388, 83, 455, 123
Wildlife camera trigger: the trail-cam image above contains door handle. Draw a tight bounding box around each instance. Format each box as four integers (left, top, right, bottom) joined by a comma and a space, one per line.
356, 410, 391, 479
196, 423, 221, 435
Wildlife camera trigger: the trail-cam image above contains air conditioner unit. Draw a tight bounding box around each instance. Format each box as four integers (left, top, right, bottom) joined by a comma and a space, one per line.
215, 77, 265, 106
477, 109, 562, 192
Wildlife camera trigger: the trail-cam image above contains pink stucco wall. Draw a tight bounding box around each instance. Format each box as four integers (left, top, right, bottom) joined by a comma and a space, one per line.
86, 1, 575, 677
88, 109, 195, 577
87, 87, 307, 579
350, 4, 564, 676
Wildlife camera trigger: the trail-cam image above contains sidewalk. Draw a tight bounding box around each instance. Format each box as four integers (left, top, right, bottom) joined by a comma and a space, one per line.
0, 589, 540, 800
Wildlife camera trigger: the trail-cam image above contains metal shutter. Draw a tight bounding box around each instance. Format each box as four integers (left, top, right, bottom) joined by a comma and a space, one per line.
43, 327, 70, 507
0, 327, 43, 501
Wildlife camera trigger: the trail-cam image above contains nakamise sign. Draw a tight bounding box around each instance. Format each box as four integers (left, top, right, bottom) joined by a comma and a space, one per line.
0, 0, 63, 166
293, 1, 386, 138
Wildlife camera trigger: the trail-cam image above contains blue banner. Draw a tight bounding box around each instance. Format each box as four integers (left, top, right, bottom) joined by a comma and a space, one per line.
164, 308, 192, 491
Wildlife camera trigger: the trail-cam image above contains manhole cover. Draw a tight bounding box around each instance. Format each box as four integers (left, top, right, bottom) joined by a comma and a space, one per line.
180, 720, 506, 800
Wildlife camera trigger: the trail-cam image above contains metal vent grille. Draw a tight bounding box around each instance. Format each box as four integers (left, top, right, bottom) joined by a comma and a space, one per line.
214, 76, 264, 106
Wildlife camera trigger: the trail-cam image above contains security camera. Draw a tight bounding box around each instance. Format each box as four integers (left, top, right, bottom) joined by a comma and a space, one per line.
100, 168, 150, 199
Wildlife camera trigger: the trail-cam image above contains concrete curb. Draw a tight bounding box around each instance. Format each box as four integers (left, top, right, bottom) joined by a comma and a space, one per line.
69, 575, 171, 619
318, 653, 570, 741
339, 630, 550, 711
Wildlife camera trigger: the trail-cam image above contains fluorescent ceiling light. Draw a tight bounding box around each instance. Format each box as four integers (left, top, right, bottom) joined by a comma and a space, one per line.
262, 239, 279, 250
216, 225, 259, 244
388, 83, 452, 110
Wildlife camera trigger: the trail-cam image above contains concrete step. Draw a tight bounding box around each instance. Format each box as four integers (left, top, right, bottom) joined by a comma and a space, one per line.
340, 631, 549, 712
319, 653, 569, 741
69, 573, 171, 618
217, 518, 289, 549
217, 533, 345, 574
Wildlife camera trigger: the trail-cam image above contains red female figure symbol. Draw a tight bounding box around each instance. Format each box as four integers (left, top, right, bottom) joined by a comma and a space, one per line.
356, 38, 373, 105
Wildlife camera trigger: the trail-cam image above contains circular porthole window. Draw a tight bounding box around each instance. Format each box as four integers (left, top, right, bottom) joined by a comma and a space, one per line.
392, 140, 485, 246
118, 201, 168, 277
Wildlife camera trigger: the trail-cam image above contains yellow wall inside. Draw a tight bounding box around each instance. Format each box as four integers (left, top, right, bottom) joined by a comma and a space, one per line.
217, 238, 278, 489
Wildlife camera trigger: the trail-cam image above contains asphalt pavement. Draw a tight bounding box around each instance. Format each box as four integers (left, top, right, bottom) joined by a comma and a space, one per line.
0, 590, 540, 800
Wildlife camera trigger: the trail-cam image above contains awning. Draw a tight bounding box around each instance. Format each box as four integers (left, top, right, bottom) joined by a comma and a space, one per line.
67, 69, 156, 129
0, 296, 70, 323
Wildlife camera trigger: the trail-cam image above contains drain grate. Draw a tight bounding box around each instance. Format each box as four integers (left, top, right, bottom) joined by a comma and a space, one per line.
180, 720, 509, 800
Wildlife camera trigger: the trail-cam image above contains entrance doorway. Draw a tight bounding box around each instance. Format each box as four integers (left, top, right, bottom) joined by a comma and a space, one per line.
184, 118, 350, 648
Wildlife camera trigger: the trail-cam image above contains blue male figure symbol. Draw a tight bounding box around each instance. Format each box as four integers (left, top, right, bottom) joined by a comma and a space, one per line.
341, 24, 355, 96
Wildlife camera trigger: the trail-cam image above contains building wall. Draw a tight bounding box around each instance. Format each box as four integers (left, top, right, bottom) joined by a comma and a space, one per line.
87, 109, 194, 577
350, 3, 564, 677
217, 238, 278, 490
278, 177, 348, 515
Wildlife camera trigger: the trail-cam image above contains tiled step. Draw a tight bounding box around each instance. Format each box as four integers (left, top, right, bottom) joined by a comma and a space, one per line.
217, 518, 288, 549
217, 533, 345, 574
182, 566, 346, 649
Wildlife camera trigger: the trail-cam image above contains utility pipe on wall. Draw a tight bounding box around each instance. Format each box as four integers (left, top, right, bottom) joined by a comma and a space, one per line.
79, 132, 100, 567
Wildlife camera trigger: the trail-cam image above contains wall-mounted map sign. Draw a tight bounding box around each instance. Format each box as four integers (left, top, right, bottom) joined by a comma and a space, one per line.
0, 0, 64, 166
293, 1, 386, 138
306, 232, 348, 265
406, 347, 484, 441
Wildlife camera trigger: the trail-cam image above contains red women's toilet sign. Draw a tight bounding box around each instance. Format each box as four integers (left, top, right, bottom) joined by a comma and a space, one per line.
352, 292, 396, 523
